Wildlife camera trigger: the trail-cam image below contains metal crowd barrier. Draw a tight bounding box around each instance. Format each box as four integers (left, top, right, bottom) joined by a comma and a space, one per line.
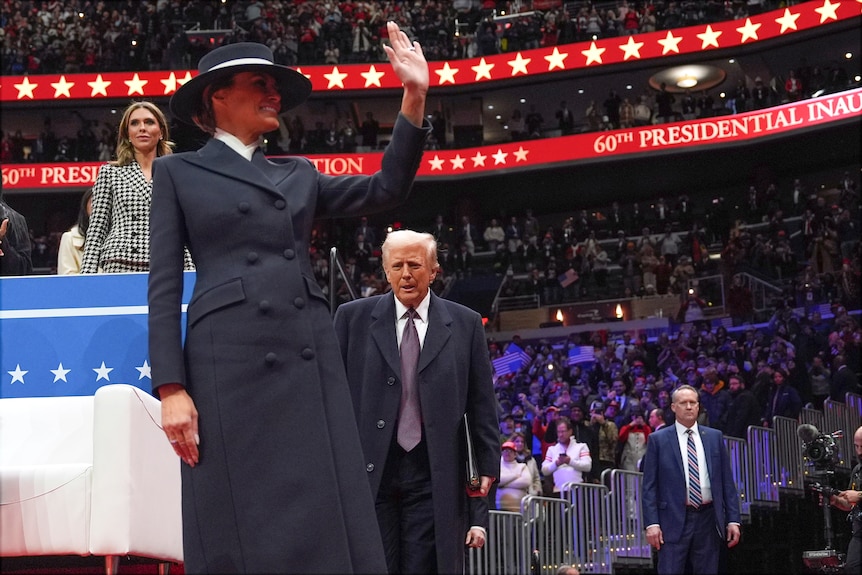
468, 510, 529, 575
799, 407, 826, 434
521, 495, 576, 575
772, 416, 805, 494
603, 469, 651, 568
846, 393, 862, 427
562, 482, 613, 574
723, 436, 754, 519
823, 399, 854, 471
745, 426, 780, 507
465, 397, 861, 575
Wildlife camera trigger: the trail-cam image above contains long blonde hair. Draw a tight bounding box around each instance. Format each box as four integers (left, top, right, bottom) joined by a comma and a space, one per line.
112, 101, 173, 166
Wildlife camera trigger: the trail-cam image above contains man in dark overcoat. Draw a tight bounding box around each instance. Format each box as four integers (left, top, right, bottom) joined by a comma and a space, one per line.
334, 230, 500, 574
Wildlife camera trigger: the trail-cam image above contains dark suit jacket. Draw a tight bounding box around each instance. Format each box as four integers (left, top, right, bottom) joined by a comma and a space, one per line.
334, 291, 500, 574
725, 389, 761, 439
764, 384, 802, 423
148, 115, 429, 573
831, 365, 859, 401
642, 424, 741, 545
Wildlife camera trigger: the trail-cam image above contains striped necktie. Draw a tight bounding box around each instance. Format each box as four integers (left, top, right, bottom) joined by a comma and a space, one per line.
686, 429, 702, 508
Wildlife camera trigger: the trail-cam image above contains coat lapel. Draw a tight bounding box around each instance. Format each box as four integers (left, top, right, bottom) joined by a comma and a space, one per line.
670, 429, 686, 478
369, 294, 401, 378
253, 150, 298, 190
418, 293, 452, 373
702, 428, 716, 479
182, 139, 284, 200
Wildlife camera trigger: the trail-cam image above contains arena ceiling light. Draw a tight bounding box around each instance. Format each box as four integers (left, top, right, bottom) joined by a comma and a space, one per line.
649, 65, 727, 93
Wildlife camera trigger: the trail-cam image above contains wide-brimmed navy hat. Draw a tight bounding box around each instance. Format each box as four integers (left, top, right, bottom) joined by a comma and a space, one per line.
170, 42, 312, 124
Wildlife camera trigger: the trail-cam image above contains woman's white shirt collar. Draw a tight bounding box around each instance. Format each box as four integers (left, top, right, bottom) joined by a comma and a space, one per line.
214, 129, 259, 161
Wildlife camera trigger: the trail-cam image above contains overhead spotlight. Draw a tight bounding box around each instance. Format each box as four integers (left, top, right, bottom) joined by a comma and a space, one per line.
845, 52, 853, 59
728, 58, 735, 64
519, 98, 526, 103
676, 75, 697, 89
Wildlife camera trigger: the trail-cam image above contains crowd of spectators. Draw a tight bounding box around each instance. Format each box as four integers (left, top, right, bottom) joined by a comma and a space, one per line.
487, 297, 860, 506
1, 0, 784, 74
291, 168, 860, 329
15, 163, 859, 321
483, 169, 859, 313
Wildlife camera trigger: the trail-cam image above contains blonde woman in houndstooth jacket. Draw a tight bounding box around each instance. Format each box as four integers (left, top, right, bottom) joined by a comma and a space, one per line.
81, 101, 193, 273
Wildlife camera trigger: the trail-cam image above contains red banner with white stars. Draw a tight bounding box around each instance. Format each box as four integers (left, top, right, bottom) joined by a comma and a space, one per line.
1, 1, 858, 102
3, 88, 860, 191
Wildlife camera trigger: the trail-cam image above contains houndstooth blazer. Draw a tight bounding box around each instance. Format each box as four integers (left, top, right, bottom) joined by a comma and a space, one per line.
81, 162, 193, 273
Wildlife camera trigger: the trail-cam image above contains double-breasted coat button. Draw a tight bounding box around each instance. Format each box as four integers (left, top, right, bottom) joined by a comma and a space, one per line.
366, 463, 375, 472
264, 352, 277, 365
274, 200, 286, 210
131, 247, 138, 253
283, 248, 295, 259
238, 202, 250, 213
247, 252, 259, 263
131, 231, 138, 236
293, 297, 305, 309
301, 348, 315, 360
387, 376, 396, 386
376, 419, 385, 429
259, 300, 271, 312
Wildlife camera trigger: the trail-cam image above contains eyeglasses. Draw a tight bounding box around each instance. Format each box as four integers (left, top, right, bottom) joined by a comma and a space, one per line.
673, 401, 699, 408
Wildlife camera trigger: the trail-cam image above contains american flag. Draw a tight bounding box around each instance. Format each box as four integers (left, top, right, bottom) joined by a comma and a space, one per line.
567, 345, 595, 366
557, 268, 579, 287
491, 343, 531, 376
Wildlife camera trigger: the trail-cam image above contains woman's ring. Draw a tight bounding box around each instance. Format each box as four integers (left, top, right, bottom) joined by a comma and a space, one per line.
169, 439, 179, 444
409, 47, 416, 51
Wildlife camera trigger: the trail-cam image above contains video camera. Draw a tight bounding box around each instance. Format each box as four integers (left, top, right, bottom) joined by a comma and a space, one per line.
797, 424, 843, 471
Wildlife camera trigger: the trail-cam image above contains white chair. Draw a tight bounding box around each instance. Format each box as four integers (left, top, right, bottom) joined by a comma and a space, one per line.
0, 384, 183, 574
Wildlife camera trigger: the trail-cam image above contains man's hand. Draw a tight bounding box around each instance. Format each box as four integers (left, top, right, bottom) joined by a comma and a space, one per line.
726, 523, 741, 548
646, 525, 663, 550
468, 475, 495, 498
465, 527, 485, 548
838, 490, 861, 505
556, 454, 571, 466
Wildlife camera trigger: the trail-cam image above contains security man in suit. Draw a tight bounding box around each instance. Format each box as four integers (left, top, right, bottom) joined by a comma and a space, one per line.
642, 384, 741, 574
334, 229, 499, 574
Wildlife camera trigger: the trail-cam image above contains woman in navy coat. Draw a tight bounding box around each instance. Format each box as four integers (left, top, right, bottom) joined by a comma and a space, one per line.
148, 24, 430, 573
